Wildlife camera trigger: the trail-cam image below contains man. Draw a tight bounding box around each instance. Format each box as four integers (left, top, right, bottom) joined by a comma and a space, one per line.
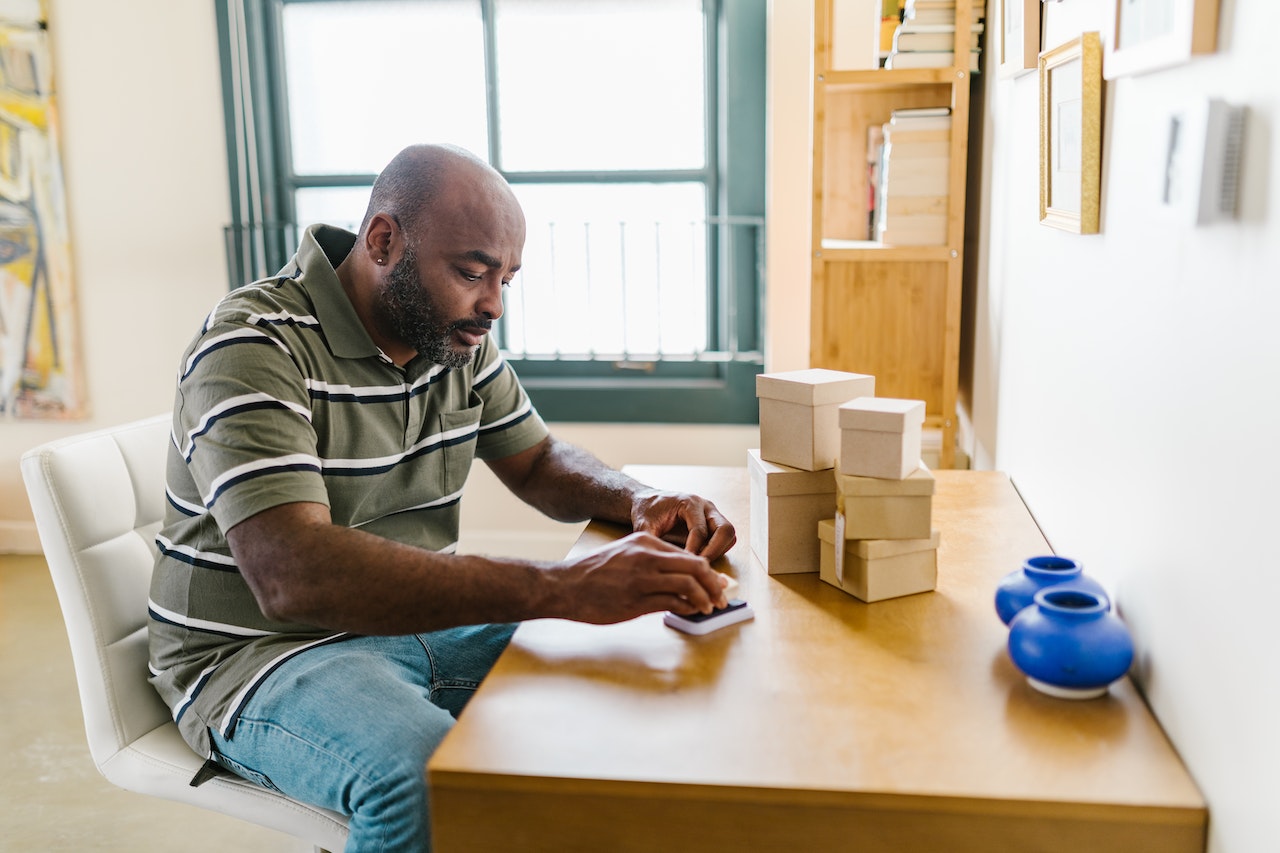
149, 143, 736, 851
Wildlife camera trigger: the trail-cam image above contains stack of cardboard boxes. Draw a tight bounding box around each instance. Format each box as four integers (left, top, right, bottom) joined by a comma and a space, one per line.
750, 368, 941, 603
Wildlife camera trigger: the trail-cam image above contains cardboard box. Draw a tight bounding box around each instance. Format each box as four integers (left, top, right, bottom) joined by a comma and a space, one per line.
748, 448, 836, 575
835, 462, 934, 540
818, 519, 940, 602
757, 369, 875, 471
838, 397, 926, 480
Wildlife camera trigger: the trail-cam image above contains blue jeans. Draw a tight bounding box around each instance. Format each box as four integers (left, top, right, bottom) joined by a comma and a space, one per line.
208, 624, 516, 852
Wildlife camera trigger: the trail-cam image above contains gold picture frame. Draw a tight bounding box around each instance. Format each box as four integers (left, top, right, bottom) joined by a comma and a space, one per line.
998, 0, 1040, 78
1104, 0, 1219, 79
1039, 32, 1102, 234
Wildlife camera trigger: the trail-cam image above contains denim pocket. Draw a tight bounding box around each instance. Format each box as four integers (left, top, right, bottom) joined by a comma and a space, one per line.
210, 738, 284, 794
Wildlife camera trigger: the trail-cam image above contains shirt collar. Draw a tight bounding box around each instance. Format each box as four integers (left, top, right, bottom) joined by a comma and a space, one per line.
296, 224, 381, 360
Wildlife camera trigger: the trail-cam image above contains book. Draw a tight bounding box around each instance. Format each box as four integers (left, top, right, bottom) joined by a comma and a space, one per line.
885, 140, 951, 159
881, 167, 949, 196
866, 124, 886, 240
888, 118, 953, 132
896, 20, 985, 32
891, 106, 951, 117
903, 0, 987, 13
888, 108, 953, 132
893, 25, 983, 52
878, 128, 949, 219
906, 4, 984, 25
883, 163, 949, 191
883, 127, 950, 143
906, 1, 983, 22
884, 49, 980, 71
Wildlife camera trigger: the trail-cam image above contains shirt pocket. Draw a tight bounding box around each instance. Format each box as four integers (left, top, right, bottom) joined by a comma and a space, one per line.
438, 404, 482, 500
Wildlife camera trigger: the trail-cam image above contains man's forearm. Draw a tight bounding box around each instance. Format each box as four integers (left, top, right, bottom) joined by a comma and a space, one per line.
230, 503, 561, 633
497, 436, 649, 526
227, 500, 727, 635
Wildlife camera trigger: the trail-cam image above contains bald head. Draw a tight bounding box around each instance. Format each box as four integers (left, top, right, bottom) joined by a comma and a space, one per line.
339, 143, 525, 368
358, 144, 513, 240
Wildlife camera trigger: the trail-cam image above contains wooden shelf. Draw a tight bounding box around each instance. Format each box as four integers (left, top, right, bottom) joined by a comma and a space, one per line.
810, 0, 981, 468
818, 240, 957, 261
818, 67, 969, 88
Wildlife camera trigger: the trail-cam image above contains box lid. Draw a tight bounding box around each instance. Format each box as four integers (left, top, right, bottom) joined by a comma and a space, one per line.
838, 397, 926, 431
836, 462, 935, 496
852, 529, 940, 559
818, 519, 940, 558
748, 449, 837, 496
756, 369, 875, 406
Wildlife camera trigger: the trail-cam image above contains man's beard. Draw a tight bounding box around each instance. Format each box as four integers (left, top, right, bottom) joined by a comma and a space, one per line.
377, 247, 485, 369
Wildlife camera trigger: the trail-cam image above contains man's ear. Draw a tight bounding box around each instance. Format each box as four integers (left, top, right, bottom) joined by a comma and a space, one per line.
364, 213, 398, 266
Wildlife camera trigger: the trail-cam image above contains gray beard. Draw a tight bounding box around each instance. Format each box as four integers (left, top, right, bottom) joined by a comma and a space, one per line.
379, 247, 476, 369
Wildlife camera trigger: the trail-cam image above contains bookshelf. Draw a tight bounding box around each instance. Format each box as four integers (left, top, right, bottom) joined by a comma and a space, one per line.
811, 0, 983, 468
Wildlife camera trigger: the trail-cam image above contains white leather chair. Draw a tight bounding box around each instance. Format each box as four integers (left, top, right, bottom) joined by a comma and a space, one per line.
21, 414, 349, 852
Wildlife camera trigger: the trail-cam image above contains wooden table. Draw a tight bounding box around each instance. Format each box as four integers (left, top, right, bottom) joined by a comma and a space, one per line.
429, 468, 1206, 852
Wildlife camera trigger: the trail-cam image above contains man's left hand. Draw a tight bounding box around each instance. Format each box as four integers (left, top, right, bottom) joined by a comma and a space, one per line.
631, 489, 737, 561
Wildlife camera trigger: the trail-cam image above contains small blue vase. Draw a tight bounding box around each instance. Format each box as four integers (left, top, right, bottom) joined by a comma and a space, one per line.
1007, 587, 1134, 700
994, 555, 1109, 625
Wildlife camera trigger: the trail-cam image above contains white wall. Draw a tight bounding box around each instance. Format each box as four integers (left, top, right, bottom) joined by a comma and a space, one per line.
969, 1, 1280, 851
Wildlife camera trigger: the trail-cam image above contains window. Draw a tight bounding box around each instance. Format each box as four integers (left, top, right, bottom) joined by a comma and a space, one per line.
217, 0, 765, 423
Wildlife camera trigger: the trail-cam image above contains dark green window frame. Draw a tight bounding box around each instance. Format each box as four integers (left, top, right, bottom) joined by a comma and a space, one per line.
216, 0, 765, 424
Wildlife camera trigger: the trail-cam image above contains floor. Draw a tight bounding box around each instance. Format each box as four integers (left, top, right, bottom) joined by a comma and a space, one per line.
0, 554, 314, 852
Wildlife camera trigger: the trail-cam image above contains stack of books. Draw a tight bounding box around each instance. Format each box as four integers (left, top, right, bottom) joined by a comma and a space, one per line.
873, 107, 952, 246
883, 0, 984, 71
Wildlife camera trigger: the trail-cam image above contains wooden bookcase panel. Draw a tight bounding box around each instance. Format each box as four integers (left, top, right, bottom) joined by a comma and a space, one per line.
812, 259, 948, 412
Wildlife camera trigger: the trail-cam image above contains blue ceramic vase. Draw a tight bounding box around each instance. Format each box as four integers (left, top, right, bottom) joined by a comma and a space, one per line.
994, 555, 1109, 625
1007, 587, 1134, 700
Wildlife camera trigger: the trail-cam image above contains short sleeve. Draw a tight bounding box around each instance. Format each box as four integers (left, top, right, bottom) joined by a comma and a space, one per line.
469, 337, 549, 460
173, 313, 330, 534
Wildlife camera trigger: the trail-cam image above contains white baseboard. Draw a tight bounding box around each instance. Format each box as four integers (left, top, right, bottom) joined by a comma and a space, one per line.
0, 521, 41, 555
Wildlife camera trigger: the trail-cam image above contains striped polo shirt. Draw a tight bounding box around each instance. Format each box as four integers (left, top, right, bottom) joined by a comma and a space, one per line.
148, 224, 549, 758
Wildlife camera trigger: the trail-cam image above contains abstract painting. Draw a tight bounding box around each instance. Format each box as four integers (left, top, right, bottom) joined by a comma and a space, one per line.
0, 0, 84, 418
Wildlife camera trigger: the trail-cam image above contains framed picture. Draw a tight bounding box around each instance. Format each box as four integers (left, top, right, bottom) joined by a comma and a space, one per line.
1157, 97, 1246, 225
1039, 32, 1102, 234
998, 0, 1040, 78
0, 7, 86, 418
1103, 0, 1219, 79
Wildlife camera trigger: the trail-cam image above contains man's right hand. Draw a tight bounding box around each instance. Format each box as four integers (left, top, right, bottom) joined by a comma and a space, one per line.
552, 531, 729, 625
